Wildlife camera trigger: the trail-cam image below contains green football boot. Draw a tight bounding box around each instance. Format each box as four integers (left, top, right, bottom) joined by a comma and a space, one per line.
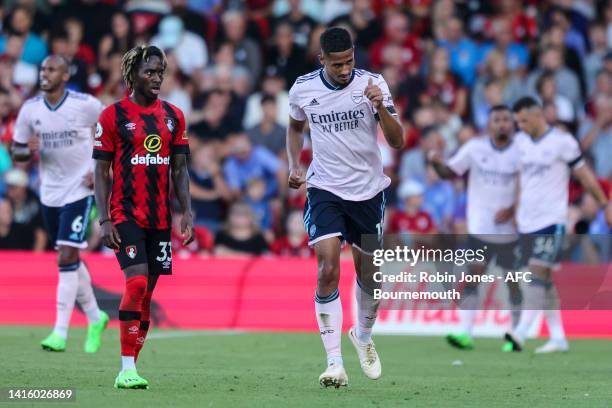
446, 333, 474, 350
84, 311, 109, 353
114, 370, 149, 389
41, 333, 66, 352
501, 341, 515, 353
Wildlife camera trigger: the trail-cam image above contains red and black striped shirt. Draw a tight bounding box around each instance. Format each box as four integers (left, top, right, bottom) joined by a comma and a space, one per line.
92, 97, 189, 230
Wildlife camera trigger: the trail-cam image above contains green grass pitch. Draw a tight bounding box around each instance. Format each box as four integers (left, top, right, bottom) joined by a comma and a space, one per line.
1, 326, 610, 407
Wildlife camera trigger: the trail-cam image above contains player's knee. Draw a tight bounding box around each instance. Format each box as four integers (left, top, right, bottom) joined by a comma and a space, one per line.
123, 263, 148, 279
126, 274, 148, 299
318, 260, 340, 288
57, 246, 79, 266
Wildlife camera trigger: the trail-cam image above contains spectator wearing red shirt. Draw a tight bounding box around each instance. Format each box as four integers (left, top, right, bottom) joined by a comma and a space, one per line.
171, 215, 215, 257
389, 179, 436, 234
496, 0, 539, 43
0, 89, 16, 146
369, 11, 421, 76
271, 209, 313, 257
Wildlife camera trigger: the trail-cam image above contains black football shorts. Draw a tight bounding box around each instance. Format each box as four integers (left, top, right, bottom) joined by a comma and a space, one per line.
114, 220, 172, 275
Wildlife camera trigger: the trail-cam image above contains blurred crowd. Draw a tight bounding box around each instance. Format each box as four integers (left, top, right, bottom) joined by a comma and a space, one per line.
0, 0, 611, 257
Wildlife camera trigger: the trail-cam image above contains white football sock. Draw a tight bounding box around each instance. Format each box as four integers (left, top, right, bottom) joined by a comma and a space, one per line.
355, 279, 380, 344
315, 289, 343, 367
543, 309, 566, 342
53, 263, 80, 339
513, 279, 547, 341
459, 286, 479, 335
544, 286, 566, 341
121, 356, 136, 371
76, 262, 101, 324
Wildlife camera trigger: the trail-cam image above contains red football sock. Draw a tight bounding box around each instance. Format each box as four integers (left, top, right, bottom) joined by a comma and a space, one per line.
134, 289, 153, 362
118, 275, 147, 357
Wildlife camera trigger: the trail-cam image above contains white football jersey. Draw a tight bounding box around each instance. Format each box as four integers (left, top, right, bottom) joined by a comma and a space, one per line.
13, 91, 104, 207
514, 127, 584, 233
289, 68, 396, 201
447, 136, 519, 238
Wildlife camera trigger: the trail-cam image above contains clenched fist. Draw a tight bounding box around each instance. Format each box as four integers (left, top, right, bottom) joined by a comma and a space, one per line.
288, 166, 306, 189
364, 78, 383, 110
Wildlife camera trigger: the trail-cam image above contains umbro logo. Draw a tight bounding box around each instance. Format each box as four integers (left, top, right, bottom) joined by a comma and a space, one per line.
308, 98, 320, 106
125, 122, 136, 131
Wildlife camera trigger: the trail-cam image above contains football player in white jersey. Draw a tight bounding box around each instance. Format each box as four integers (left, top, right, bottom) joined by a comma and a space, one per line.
505, 97, 612, 353
287, 27, 404, 387
11, 55, 109, 353
428, 105, 523, 351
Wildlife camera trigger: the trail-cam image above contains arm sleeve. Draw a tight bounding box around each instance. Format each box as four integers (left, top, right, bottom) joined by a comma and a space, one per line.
288, 85, 307, 121
371, 76, 398, 120
223, 160, 242, 190
377, 76, 397, 115
171, 108, 190, 155
92, 107, 116, 161
560, 132, 585, 169
446, 141, 473, 176
12, 104, 32, 144
85, 96, 105, 125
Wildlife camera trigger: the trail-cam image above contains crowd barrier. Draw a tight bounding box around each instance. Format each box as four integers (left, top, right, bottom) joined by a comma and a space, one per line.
1, 251, 611, 338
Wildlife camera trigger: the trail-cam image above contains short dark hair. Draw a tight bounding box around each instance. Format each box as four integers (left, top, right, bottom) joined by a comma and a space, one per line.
49, 26, 69, 43
320, 27, 353, 54
512, 96, 540, 112
420, 125, 439, 139
489, 104, 510, 114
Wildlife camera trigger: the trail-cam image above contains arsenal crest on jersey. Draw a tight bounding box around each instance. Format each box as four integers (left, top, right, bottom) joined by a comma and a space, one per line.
351, 90, 364, 104
126, 245, 137, 259
166, 118, 175, 132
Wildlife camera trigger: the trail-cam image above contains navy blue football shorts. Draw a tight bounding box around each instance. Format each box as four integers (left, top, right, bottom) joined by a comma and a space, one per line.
303, 187, 386, 254
42, 195, 93, 249
517, 224, 566, 269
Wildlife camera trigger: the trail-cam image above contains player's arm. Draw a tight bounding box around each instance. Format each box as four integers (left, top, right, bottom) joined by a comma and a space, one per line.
11, 104, 36, 162
94, 158, 121, 249
365, 78, 404, 149
171, 153, 194, 245
572, 164, 612, 225
495, 174, 519, 225
426, 150, 458, 179
287, 117, 307, 189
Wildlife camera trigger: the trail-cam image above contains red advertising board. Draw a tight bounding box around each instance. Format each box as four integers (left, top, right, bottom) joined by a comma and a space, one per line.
1, 251, 611, 337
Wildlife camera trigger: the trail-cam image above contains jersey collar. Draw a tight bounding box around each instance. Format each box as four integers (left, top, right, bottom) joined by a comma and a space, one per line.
43, 91, 68, 111
319, 69, 355, 91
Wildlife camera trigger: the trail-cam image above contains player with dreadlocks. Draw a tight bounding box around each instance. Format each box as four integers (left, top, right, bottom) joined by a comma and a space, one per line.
93, 45, 194, 389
